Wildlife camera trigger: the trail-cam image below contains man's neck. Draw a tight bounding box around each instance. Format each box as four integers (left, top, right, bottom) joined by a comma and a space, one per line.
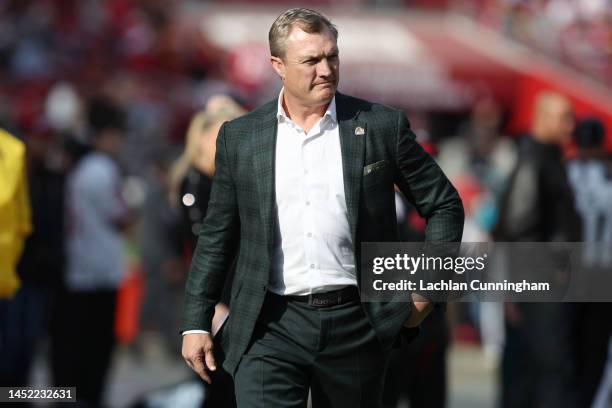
282, 93, 330, 134
531, 130, 555, 146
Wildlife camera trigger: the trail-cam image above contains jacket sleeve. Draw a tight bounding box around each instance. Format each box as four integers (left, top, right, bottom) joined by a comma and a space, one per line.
181, 123, 240, 333
392, 113, 464, 304
393, 112, 464, 243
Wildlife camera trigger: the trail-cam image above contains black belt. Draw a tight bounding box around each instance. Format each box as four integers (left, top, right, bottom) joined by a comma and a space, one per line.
277, 286, 360, 307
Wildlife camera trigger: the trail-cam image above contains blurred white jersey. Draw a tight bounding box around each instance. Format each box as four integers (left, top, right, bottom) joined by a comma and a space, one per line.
567, 158, 612, 267
65, 152, 127, 291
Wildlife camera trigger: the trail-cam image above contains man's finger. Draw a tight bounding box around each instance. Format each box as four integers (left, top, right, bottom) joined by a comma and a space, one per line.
194, 357, 212, 384
204, 346, 217, 372
184, 358, 194, 370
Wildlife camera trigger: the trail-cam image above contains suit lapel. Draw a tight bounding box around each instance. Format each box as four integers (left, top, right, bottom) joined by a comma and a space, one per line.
336, 93, 365, 242
252, 111, 278, 257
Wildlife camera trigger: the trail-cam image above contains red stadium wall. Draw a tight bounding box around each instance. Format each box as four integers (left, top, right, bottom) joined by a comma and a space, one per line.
508, 74, 612, 151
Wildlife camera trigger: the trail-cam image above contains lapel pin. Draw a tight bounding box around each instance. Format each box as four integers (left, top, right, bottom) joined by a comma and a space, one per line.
354, 126, 365, 135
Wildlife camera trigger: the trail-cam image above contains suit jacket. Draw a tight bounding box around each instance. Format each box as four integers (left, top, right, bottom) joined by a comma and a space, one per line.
181, 92, 464, 375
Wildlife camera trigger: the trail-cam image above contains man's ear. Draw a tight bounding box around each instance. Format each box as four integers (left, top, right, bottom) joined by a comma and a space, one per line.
270, 56, 285, 80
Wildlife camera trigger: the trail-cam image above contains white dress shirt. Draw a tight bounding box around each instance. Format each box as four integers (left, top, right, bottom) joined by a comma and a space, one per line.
269, 90, 356, 295
183, 90, 357, 335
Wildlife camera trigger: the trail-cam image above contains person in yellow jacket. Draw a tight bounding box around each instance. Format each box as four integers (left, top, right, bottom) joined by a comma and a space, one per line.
0, 128, 32, 299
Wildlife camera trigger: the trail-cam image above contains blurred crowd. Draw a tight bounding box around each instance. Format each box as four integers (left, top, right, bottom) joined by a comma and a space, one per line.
0, 0, 252, 177
1, 1, 612, 408
453, 0, 612, 85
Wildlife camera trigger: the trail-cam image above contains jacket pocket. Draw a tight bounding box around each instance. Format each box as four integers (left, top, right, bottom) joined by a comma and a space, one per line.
363, 160, 389, 176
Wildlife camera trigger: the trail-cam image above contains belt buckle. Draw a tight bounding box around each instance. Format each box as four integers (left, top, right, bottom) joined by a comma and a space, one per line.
309, 292, 337, 307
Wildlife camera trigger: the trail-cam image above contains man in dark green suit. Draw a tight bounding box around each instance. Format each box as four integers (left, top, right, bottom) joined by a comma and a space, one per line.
181, 8, 463, 407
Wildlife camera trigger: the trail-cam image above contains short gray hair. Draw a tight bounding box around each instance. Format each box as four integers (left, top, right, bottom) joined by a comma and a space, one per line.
269, 8, 338, 59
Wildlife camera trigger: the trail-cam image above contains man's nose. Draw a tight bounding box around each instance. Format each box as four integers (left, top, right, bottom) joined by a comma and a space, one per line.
317, 58, 333, 77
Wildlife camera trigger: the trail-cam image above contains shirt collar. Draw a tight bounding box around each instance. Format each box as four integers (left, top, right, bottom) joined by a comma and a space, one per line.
276, 88, 337, 126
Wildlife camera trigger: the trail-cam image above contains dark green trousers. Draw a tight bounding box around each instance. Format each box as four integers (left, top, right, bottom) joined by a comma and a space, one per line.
234, 292, 390, 408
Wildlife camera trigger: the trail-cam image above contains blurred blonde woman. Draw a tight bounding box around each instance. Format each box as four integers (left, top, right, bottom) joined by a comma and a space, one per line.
169, 95, 245, 245
171, 96, 244, 408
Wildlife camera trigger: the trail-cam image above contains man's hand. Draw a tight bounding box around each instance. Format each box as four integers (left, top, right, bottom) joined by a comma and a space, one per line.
182, 333, 217, 384
403, 293, 433, 328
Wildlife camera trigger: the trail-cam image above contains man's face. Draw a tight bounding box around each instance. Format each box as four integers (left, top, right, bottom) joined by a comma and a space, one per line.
548, 100, 575, 144
554, 102, 575, 144
271, 25, 339, 108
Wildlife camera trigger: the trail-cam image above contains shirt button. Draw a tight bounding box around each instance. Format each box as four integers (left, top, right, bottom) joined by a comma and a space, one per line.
310, 264, 315, 269
304, 170, 309, 175
306, 201, 310, 206
307, 232, 313, 238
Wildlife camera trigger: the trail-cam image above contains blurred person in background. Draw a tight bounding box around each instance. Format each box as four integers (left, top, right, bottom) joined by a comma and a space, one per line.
566, 117, 612, 408
168, 95, 244, 408
383, 118, 449, 408
0, 128, 32, 384
0, 125, 66, 388
0, 129, 31, 298
384, 195, 450, 408
437, 97, 516, 240
52, 97, 131, 407
494, 91, 581, 408
567, 117, 612, 268
181, 8, 463, 408
169, 95, 246, 252
437, 97, 517, 366
138, 150, 184, 356
169, 94, 246, 335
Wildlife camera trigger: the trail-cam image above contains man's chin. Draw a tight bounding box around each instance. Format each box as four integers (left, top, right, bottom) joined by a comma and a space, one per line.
314, 87, 336, 102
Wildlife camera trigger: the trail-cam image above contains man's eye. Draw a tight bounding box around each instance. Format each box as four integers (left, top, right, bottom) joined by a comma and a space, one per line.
305, 60, 317, 65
